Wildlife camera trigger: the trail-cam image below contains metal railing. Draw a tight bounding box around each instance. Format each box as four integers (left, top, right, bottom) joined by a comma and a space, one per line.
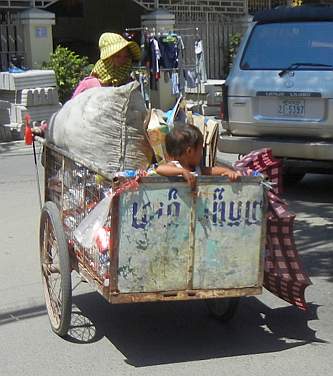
133, 0, 246, 13
0, 0, 59, 9
248, 0, 289, 13
133, 0, 291, 13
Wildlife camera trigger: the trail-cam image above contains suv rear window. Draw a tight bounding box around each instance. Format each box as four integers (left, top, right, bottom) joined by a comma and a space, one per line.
240, 21, 333, 70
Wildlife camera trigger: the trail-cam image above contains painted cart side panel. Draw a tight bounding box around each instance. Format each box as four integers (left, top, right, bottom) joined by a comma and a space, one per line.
118, 182, 193, 292
42, 144, 266, 304
193, 182, 264, 289
117, 178, 265, 294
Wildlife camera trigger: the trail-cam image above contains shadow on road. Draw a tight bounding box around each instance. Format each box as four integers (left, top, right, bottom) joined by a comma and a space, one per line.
67, 292, 325, 367
0, 292, 326, 366
283, 174, 333, 283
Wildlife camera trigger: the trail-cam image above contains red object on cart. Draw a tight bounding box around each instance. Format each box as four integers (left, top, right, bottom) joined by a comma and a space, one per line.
24, 114, 33, 145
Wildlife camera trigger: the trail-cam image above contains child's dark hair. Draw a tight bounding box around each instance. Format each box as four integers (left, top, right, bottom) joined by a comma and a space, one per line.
165, 123, 203, 157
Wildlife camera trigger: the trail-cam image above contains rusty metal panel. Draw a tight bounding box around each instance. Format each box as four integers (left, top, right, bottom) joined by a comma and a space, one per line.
42, 144, 266, 302
193, 179, 265, 289
43, 145, 266, 300
116, 176, 265, 295
117, 181, 193, 293
108, 286, 262, 304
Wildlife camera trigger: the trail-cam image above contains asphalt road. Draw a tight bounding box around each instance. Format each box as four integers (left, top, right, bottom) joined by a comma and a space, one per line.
0, 141, 332, 376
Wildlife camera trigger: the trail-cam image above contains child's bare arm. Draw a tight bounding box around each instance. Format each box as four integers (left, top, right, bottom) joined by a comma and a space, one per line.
202, 166, 241, 182
156, 163, 184, 177
156, 164, 197, 190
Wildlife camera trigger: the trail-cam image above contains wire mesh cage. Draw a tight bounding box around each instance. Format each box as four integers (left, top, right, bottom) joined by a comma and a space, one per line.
44, 145, 113, 287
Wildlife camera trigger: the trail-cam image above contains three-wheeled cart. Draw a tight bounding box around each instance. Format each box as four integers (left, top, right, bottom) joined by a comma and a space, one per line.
39, 142, 267, 337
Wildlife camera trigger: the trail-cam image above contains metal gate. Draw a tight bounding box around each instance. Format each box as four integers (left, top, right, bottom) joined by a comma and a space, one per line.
175, 12, 249, 79
0, 11, 24, 71
133, 1, 290, 79
248, 0, 289, 13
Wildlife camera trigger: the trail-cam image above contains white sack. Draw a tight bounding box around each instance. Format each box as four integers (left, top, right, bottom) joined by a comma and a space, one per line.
46, 81, 151, 172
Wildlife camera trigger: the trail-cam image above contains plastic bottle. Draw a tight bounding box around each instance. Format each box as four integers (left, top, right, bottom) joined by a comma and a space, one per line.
115, 170, 137, 178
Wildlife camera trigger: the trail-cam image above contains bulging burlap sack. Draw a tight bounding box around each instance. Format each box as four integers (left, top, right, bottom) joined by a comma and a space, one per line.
47, 81, 152, 172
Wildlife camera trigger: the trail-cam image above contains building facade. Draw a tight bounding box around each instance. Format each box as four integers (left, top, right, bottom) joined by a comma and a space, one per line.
1, 1, 297, 75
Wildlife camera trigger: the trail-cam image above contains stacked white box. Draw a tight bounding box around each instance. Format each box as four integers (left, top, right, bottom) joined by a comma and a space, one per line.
0, 70, 61, 138
0, 70, 56, 91
10, 103, 61, 124
11, 87, 60, 107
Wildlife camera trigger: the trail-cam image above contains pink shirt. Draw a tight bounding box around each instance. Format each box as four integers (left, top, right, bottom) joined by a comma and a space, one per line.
72, 76, 101, 98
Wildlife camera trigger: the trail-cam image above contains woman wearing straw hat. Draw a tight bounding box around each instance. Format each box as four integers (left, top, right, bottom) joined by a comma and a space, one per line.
70, 32, 141, 98
90, 32, 141, 87
32, 33, 141, 137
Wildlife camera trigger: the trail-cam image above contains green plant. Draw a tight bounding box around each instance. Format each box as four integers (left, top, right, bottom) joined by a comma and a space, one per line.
223, 32, 242, 77
43, 46, 90, 103
229, 32, 242, 65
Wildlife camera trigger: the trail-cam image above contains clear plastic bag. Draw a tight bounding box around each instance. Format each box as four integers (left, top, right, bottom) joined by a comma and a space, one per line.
73, 193, 112, 248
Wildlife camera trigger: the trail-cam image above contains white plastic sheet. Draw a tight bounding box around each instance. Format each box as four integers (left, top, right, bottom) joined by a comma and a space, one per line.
47, 81, 152, 172
73, 194, 112, 249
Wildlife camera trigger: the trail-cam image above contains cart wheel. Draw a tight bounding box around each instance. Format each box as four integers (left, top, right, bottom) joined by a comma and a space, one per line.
40, 201, 72, 337
206, 297, 239, 322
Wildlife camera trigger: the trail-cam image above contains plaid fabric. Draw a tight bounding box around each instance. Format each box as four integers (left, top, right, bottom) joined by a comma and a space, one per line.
234, 148, 312, 310
91, 59, 133, 86
235, 148, 283, 195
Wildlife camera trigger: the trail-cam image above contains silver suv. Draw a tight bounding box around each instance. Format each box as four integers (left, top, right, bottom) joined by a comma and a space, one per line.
219, 5, 333, 182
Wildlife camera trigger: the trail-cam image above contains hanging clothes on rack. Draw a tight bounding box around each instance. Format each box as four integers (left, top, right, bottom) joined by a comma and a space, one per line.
159, 32, 179, 69
141, 33, 161, 90
171, 70, 179, 95
139, 29, 189, 98
176, 35, 186, 94
158, 32, 185, 95
151, 37, 161, 79
184, 68, 197, 88
195, 36, 207, 83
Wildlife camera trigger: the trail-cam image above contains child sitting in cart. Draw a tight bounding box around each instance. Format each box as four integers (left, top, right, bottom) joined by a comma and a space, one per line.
156, 123, 241, 189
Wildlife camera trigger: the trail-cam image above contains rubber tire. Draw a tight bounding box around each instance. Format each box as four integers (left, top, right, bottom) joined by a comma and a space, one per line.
206, 297, 239, 322
40, 201, 72, 337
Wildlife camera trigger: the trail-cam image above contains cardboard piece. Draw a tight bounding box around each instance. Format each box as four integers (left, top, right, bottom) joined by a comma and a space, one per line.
192, 114, 219, 167
145, 108, 170, 163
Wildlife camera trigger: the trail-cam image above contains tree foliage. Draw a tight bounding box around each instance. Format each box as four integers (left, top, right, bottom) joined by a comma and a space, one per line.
43, 46, 92, 103
226, 32, 242, 74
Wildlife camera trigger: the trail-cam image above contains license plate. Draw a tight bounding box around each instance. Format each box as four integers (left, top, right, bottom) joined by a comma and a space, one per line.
278, 99, 305, 117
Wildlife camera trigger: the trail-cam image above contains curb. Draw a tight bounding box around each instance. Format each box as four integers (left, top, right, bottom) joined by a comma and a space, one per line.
0, 140, 32, 156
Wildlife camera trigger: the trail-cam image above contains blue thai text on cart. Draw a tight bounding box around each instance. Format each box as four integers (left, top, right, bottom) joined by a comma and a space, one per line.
131, 187, 262, 229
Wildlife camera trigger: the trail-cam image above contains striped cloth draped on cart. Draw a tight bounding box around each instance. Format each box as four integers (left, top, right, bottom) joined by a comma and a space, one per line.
234, 148, 312, 310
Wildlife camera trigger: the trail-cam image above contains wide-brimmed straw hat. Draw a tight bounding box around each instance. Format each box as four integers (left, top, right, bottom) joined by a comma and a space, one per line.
99, 32, 141, 61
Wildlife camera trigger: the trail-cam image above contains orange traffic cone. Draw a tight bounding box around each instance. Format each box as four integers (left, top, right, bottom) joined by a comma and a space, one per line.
24, 113, 32, 145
